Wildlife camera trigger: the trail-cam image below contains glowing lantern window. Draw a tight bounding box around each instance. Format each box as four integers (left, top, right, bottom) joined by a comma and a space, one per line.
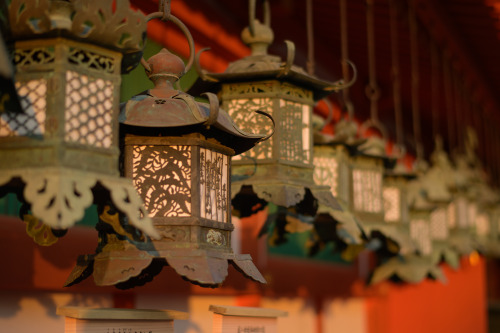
430, 208, 449, 240
410, 217, 432, 256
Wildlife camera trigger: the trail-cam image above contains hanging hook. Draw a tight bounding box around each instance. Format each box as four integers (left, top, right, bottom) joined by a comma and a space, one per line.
249, 0, 271, 36
325, 60, 357, 92
141, 1, 195, 75
159, 0, 171, 21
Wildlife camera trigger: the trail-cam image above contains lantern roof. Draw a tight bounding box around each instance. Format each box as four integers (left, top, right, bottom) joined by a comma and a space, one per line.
1, 0, 147, 73
193, 17, 354, 101
120, 49, 272, 155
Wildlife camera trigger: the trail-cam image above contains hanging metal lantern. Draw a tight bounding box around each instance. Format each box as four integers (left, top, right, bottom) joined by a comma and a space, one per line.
312, 112, 364, 247
419, 140, 459, 268
0, 0, 158, 240
373, 167, 445, 284
194, 0, 351, 211
65, 13, 270, 288
382, 161, 418, 256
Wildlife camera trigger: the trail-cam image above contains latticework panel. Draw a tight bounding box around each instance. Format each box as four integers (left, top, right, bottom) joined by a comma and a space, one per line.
68, 47, 115, 74
430, 208, 449, 240
313, 154, 338, 197
279, 100, 311, 164
226, 98, 274, 161
65, 71, 114, 148
455, 197, 469, 228
200, 148, 229, 223
13, 47, 55, 67
468, 202, 478, 228
410, 219, 432, 255
447, 202, 456, 228
383, 186, 400, 223
352, 169, 383, 213
475, 214, 490, 237
0, 79, 47, 137
132, 145, 192, 218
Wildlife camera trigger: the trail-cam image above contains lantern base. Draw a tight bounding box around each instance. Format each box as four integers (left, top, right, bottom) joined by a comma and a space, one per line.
362, 223, 416, 255
370, 254, 446, 285
448, 229, 477, 255
232, 181, 341, 210
65, 240, 266, 289
431, 240, 460, 269
0, 167, 158, 238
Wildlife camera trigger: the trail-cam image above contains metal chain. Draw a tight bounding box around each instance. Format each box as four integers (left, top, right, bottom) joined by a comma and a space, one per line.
159, 0, 171, 21
443, 54, 455, 153
340, 0, 354, 120
365, 0, 380, 123
408, 1, 423, 160
306, 0, 315, 76
431, 41, 440, 142
453, 70, 463, 153
389, 0, 403, 149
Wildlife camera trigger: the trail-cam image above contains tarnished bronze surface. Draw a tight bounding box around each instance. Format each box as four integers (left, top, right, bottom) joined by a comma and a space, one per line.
0, 1, 158, 238
66, 15, 269, 288
194, 1, 345, 212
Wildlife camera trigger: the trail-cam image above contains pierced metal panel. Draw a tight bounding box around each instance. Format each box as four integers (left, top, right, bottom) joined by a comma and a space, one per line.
447, 202, 456, 229
410, 219, 432, 256
132, 145, 192, 218
68, 47, 116, 73
13, 47, 55, 67
313, 153, 338, 197
468, 202, 478, 228
227, 97, 274, 161
0, 79, 46, 136
455, 197, 469, 229
200, 148, 229, 223
279, 100, 311, 164
430, 208, 449, 240
64, 70, 114, 148
383, 186, 400, 223
352, 169, 383, 213
476, 214, 490, 237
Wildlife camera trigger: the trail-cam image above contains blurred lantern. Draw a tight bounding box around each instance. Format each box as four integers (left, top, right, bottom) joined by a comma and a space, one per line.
382, 161, 417, 256
65, 9, 270, 288
0, 0, 158, 243
420, 139, 459, 269
447, 128, 483, 255
194, 0, 350, 213
312, 108, 364, 248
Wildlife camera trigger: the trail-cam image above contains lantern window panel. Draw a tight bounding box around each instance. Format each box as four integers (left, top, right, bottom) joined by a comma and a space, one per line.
0, 79, 47, 136
279, 99, 311, 165
410, 219, 432, 256
132, 145, 192, 218
383, 186, 400, 223
455, 197, 469, 228
430, 207, 449, 240
447, 202, 456, 229
476, 213, 490, 237
313, 154, 339, 197
352, 169, 383, 213
468, 202, 478, 228
64, 71, 114, 148
227, 97, 274, 161
199, 147, 230, 223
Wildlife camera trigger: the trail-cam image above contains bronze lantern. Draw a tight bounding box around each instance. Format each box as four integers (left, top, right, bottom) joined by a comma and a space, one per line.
420, 140, 459, 268
0, 0, 158, 240
371, 162, 445, 285
65, 15, 270, 288
194, 0, 350, 212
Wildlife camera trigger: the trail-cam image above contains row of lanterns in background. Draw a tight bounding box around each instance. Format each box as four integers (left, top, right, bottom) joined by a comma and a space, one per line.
0, 0, 497, 289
